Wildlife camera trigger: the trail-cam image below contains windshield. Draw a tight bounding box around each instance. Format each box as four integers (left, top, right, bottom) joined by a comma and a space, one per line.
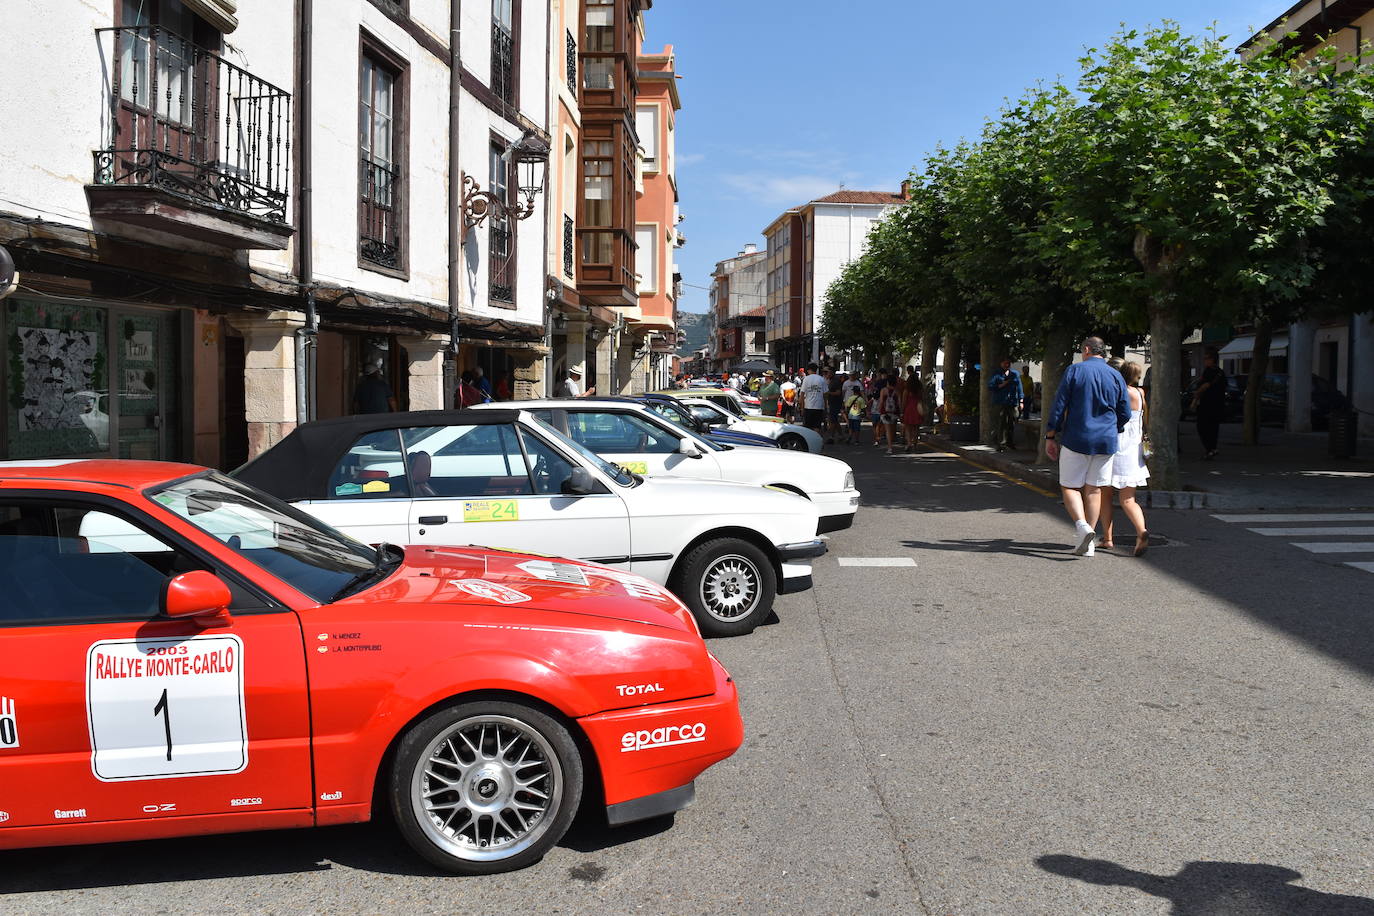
149, 472, 382, 603
522, 413, 635, 487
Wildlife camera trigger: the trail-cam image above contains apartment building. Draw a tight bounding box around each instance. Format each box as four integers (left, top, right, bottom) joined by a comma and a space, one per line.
709, 245, 768, 373
0, 0, 553, 464
763, 189, 903, 372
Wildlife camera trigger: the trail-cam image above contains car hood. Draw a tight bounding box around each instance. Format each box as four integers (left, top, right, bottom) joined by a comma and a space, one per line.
350, 545, 699, 634
717, 445, 852, 485
626, 474, 820, 525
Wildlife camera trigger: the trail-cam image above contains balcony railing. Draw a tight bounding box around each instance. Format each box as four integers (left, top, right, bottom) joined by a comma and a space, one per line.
563, 214, 575, 278
566, 31, 577, 90
490, 217, 514, 302
360, 158, 401, 269
94, 25, 290, 224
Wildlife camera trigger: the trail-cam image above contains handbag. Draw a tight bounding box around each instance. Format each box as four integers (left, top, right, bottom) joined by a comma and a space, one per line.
1139, 387, 1153, 460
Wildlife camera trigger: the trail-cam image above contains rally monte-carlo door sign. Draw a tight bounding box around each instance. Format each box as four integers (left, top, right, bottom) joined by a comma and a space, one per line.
86, 635, 247, 780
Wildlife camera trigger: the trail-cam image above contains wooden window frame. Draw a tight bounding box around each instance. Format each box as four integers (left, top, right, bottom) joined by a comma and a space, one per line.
488, 134, 517, 308
357, 32, 410, 279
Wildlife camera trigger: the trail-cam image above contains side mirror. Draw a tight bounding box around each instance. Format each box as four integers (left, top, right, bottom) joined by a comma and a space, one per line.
563, 466, 595, 494
162, 571, 232, 627
678, 440, 703, 459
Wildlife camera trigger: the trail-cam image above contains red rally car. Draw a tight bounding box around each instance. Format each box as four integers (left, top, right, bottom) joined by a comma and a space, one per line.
0, 460, 743, 874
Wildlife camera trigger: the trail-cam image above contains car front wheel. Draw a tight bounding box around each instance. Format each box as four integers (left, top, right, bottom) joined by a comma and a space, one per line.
778, 433, 808, 451
390, 701, 583, 874
674, 538, 777, 638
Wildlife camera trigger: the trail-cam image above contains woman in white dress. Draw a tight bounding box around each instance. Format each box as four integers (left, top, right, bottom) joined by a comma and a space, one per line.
1100, 360, 1150, 556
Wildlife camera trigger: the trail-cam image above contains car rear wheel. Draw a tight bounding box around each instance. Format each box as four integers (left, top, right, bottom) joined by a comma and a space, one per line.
778, 433, 808, 451
674, 538, 776, 638
390, 701, 583, 874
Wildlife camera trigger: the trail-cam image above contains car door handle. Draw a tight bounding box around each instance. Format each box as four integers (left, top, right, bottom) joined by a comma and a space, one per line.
418, 515, 448, 525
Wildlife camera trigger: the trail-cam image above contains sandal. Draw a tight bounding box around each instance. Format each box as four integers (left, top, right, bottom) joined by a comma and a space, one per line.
1134, 531, 1150, 557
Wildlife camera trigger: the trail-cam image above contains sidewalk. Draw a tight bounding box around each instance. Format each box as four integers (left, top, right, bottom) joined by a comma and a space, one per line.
915, 423, 1374, 510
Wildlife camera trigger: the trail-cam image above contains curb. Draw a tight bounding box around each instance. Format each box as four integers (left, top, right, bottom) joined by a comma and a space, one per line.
918, 432, 1216, 509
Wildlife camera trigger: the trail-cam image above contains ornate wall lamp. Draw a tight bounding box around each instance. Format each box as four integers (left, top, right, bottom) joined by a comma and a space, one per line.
462, 129, 552, 232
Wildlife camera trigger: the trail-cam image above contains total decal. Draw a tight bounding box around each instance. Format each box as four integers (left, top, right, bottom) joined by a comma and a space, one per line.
620, 722, 707, 753
86, 635, 247, 782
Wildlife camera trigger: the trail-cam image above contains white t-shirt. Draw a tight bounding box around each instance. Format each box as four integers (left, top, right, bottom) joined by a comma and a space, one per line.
728, 376, 742, 390
800, 373, 826, 410
558, 377, 582, 398
842, 378, 861, 399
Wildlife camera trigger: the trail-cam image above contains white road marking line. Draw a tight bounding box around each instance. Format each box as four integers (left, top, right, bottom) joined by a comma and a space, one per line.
1245, 527, 1374, 537
836, 557, 917, 567
1214, 513, 1374, 523
1291, 542, 1374, 554
1346, 562, 1374, 574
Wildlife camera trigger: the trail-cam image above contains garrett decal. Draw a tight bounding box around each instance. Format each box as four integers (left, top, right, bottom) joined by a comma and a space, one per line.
616, 683, 665, 697
320, 791, 343, 801
620, 722, 707, 752
54, 808, 88, 819
0, 696, 19, 748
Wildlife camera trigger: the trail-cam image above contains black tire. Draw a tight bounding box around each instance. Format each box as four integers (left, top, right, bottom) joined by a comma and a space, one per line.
390, 700, 583, 874
671, 538, 777, 638
778, 433, 808, 451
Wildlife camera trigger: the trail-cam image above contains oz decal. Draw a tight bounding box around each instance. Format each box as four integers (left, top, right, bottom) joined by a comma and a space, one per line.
449, 579, 532, 605
86, 635, 247, 782
0, 697, 19, 748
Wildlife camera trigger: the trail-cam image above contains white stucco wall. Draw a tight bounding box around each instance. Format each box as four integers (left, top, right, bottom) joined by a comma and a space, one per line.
811, 202, 894, 332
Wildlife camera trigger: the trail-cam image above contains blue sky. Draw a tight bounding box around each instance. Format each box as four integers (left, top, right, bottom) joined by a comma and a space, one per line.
644, 0, 1276, 313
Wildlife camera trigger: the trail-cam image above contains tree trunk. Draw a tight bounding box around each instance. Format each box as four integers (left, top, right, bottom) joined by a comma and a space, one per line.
1147, 302, 1184, 490
1242, 318, 1274, 447
1038, 325, 1075, 464
942, 334, 961, 417
979, 327, 999, 445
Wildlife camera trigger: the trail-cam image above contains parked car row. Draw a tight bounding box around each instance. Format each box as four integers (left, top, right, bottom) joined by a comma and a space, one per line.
0, 395, 861, 875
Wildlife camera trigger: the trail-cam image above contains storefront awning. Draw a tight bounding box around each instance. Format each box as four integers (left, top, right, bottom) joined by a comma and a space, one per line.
1218, 335, 1289, 359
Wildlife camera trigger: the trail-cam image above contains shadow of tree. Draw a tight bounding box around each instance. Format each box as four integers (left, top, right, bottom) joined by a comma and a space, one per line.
1036, 854, 1374, 915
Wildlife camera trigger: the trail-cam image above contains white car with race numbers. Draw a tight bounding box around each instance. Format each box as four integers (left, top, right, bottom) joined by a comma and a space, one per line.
474, 400, 860, 534
673, 396, 824, 453
236, 409, 827, 636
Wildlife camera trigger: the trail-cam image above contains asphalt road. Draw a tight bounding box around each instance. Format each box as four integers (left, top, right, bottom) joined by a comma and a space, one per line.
5, 444, 1373, 915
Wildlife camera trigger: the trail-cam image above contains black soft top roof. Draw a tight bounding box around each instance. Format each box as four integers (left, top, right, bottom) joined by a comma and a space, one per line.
234, 409, 522, 501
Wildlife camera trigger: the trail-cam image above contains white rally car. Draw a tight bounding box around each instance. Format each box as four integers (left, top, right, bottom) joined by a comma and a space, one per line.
235, 409, 825, 637
476, 400, 860, 534
674, 396, 824, 453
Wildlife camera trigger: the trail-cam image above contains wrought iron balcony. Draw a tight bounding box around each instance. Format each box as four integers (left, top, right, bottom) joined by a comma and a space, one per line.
566, 31, 578, 90
563, 214, 575, 278
89, 25, 292, 249
492, 21, 515, 105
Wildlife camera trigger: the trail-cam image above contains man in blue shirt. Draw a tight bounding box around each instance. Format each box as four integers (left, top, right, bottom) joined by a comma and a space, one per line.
988, 358, 1023, 451
1044, 336, 1131, 557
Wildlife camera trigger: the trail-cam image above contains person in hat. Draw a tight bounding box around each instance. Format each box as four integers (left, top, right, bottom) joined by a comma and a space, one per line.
353, 354, 396, 414
758, 371, 780, 417
557, 363, 596, 398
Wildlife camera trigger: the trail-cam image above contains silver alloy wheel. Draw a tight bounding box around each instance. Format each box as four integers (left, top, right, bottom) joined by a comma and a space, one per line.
699, 553, 762, 621
410, 714, 563, 863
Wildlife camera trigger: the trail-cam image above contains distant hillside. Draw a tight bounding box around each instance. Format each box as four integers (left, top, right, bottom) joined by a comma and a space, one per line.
675, 311, 710, 356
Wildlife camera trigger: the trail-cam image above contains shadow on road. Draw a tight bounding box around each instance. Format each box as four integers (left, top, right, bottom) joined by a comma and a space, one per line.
1036, 854, 1374, 915
0, 815, 659, 892
900, 538, 1077, 562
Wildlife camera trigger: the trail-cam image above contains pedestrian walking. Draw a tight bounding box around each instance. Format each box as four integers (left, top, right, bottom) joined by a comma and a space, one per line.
844, 385, 869, 445
876, 375, 901, 455
800, 363, 826, 432
900, 373, 925, 453
1019, 365, 1035, 419
780, 377, 798, 421
825, 370, 845, 444
1191, 349, 1227, 460
1099, 359, 1151, 556
988, 358, 1022, 451
1044, 336, 1132, 557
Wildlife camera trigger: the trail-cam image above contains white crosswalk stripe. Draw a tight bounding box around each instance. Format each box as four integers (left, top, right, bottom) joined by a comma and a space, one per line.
1212, 511, 1374, 576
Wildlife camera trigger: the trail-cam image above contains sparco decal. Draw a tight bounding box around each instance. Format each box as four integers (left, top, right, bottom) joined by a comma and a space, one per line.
0, 696, 19, 748
620, 722, 707, 752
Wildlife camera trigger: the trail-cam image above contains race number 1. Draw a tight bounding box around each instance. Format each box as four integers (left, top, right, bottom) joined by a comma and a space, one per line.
86, 635, 247, 781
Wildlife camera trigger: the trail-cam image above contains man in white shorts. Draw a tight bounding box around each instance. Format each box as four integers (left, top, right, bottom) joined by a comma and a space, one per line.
1043, 336, 1131, 556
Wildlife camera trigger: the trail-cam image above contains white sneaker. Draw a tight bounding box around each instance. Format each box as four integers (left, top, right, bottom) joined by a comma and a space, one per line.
1073, 526, 1096, 556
